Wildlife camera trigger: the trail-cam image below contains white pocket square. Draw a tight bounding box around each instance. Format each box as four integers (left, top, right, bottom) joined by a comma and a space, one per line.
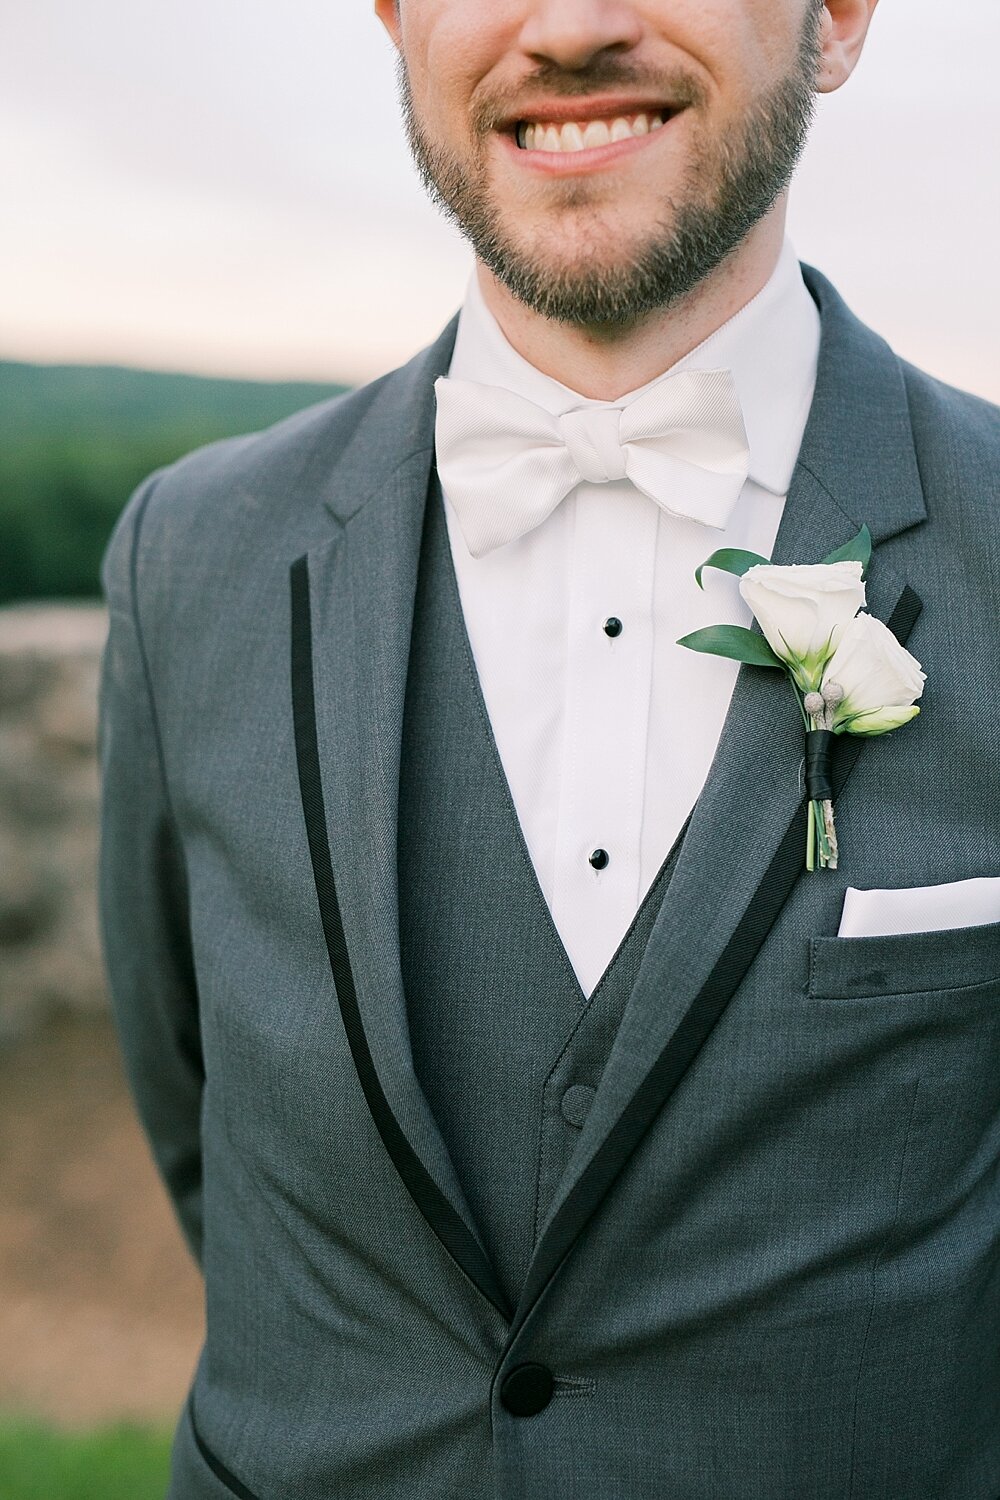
837, 876, 1000, 938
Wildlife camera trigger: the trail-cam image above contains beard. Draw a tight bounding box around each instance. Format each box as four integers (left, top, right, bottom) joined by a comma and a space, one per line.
397, 11, 822, 328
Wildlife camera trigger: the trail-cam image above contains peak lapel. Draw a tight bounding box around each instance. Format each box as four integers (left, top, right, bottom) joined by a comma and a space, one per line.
509, 267, 927, 1337
290, 321, 514, 1322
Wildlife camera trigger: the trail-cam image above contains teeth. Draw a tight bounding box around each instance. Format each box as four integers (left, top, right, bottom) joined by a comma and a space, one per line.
582, 120, 611, 149
518, 112, 666, 152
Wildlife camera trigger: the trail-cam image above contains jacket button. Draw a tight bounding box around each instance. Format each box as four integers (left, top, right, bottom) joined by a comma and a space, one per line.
500, 1362, 554, 1416
560, 1084, 595, 1128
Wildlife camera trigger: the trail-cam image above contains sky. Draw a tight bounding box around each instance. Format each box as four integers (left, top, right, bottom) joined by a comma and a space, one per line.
1, 1, 998, 398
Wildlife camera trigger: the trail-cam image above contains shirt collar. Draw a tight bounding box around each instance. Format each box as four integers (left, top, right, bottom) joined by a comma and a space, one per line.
447, 237, 821, 498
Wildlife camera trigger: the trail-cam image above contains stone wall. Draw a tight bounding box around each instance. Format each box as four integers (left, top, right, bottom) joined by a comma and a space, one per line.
0, 605, 110, 1044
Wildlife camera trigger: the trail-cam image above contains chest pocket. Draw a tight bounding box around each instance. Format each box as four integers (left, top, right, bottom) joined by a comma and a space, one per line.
809, 918, 1000, 1000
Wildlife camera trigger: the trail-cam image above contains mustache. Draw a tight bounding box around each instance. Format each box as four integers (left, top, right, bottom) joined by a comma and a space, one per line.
471, 58, 708, 133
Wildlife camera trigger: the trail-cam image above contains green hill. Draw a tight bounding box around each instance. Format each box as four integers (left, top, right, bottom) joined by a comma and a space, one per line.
0, 360, 347, 605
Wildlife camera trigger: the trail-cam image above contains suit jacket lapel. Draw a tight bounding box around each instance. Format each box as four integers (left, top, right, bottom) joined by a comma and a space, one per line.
510, 265, 928, 1337
289, 321, 515, 1321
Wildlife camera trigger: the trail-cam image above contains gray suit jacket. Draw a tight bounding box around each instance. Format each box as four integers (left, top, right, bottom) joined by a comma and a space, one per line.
98, 266, 1000, 1499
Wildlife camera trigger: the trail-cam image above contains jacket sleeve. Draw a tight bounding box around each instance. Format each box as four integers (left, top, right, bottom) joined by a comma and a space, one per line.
97, 474, 205, 1266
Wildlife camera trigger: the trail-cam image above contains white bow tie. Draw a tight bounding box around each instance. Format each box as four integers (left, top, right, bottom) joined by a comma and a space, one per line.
434, 369, 751, 559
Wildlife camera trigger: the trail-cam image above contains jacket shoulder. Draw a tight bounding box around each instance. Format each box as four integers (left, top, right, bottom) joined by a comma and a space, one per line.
126, 374, 392, 528
99, 369, 404, 616
899, 360, 1000, 549
905, 357, 995, 456
99, 305, 460, 633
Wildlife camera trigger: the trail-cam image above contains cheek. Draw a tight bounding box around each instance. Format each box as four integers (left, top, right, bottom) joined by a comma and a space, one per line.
402, 1, 519, 125
654, 0, 806, 98
743, 0, 817, 74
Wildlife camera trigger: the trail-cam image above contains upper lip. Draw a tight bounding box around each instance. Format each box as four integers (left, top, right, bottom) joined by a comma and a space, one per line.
498, 95, 678, 130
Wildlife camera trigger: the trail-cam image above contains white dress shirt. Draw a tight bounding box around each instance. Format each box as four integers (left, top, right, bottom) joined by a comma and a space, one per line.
439, 239, 821, 996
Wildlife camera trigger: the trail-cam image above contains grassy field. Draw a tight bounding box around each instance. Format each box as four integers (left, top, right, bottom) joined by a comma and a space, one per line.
0, 1419, 172, 1500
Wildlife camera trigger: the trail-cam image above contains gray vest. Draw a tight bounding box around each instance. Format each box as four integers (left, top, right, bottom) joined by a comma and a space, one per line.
397, 477, 684, 1310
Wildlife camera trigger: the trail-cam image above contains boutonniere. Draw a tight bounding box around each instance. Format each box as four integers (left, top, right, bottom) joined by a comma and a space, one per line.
677, 527, 926, 871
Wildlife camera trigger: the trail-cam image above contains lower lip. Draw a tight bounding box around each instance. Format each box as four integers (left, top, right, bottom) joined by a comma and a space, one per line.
497, 117, 677, 176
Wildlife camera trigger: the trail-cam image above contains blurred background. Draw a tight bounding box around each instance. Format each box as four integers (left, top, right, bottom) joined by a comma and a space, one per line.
0, 0, 997, 1493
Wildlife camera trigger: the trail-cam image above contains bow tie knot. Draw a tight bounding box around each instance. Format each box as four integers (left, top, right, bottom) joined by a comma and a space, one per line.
434, 368, 751, 559
558, 407, 629, 484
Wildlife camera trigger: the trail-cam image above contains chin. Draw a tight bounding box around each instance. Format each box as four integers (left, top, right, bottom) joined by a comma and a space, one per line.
517, 220, 672, 280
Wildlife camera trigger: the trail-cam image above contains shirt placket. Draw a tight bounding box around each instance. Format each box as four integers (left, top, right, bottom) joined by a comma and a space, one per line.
551, 480, 658, 996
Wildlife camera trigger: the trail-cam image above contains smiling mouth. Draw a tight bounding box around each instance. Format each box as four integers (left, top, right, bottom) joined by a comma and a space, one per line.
514, 110, 673, 154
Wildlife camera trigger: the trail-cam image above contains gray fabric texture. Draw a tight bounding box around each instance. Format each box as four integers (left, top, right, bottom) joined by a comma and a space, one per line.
97, 265, 1000, 1499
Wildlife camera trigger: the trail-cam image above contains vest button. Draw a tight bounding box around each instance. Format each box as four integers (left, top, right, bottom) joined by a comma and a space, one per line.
500, 1362, 555, 1416
560, 1083, 595, 1128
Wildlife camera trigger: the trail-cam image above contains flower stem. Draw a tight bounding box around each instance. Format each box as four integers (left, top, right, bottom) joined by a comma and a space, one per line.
822, 798, 839, 869
806, 800, 816, 871
790, 677, 810, 729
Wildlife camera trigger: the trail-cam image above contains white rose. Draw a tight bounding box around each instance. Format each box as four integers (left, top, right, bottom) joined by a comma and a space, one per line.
738, 561, 866, 690
822, 612, 926, 734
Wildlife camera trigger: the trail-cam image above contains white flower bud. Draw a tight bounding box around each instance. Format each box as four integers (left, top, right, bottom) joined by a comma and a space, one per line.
843, 705, 921, 736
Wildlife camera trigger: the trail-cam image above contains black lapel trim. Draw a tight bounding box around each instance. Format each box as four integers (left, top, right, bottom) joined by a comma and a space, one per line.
886, 586, 922, 651
290, 554, 513, 1322
189, 1397, 259, 1499
510, 586, 923, 1331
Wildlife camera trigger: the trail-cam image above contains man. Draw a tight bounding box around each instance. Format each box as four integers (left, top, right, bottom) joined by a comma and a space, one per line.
97, 1, 1000, 1495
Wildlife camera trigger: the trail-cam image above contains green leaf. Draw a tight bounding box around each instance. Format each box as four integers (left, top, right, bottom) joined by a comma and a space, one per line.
677, 625, 785, 670
695, 547, 769, 590
823, 524, 872, 576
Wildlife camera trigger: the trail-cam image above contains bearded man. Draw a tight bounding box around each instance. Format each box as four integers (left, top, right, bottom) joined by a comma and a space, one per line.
97, 2, 1000, 1496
